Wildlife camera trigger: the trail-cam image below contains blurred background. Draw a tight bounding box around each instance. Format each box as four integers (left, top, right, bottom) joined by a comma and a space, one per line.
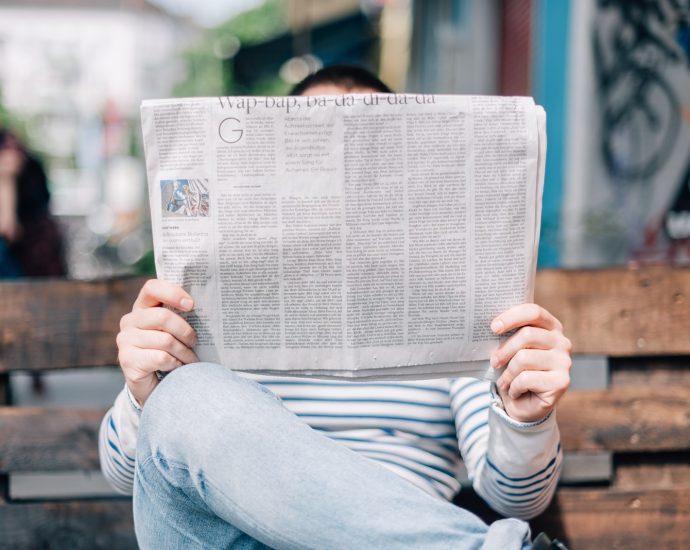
1, 0, 690, 398
1, 0, 689, 505
1, 0, 690, 281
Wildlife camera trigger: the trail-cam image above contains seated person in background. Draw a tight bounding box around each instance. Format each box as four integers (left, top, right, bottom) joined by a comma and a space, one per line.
100, 66, 571, 550
0, 129, 66, 278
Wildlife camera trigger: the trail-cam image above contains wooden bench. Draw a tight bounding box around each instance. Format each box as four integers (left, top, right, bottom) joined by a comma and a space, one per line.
2, 267, 690, 548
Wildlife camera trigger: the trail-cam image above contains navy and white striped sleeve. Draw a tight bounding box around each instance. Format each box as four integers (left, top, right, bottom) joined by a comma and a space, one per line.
449, 377, 562, 520
98, 385, 142, 495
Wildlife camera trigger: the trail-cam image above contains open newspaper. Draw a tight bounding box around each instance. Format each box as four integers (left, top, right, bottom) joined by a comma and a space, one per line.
141, 93, 546, 380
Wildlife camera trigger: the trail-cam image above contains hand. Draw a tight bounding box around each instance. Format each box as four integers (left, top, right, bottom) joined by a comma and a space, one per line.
0, 145, 25, 179
490, 304, 571, 423
117, 279, 199, 406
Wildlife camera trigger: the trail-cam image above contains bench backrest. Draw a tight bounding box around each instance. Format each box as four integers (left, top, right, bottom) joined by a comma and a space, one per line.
1, 267, 690, 549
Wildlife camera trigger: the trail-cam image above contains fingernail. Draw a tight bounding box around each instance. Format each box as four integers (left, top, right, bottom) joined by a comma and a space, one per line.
490, 355, 499, 368
496, 376, 504, 389
180, 298, 193, 310
491, 319, 504, 334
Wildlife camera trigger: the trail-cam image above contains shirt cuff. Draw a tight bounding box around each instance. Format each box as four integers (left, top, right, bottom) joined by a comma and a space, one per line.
125, 384, 143, 414
489, 381, 555, 431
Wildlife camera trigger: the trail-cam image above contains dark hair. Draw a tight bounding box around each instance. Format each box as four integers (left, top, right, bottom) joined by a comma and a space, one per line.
289, 65, 393, 96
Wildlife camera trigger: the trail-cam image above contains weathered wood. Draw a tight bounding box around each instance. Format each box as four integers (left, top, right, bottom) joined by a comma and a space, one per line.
0, 408, 105, 472
532, 487, 690, 550
611, 356, 690, 387
557, 386, 690, 452
535, 266, 690, 356
457, 486, 690, 550
0, 277, 145, 372
615, 452, 690, 489
0, 499, 135, 549
0, 267, 688, 372
3, 383, 688, 472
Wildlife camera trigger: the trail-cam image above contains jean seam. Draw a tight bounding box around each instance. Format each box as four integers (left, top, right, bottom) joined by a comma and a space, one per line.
140, 454, 315, 550
136, 456, 215, 549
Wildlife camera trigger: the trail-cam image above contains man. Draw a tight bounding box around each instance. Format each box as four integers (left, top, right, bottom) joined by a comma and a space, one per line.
100, 66, 571, 549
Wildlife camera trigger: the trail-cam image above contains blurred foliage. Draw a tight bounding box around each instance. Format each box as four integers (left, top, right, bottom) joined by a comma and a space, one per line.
0, 90, 30, 145
224, 0, 287, 44
173, 0, 288, 98
133, 248, 156, 276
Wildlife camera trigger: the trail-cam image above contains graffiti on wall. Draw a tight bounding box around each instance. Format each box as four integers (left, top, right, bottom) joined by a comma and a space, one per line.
594, 0, 689, 181
592, 0, 690, 262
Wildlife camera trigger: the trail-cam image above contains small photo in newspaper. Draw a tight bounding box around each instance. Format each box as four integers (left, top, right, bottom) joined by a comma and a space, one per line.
161, 178, 210, 218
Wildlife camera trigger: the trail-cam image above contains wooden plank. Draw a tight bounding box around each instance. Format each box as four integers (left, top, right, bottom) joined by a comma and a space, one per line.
3, 382, 688, 472
531, 487, 690, 550
0, 277, 144, 372
557, 386, 690, 452
611, 356, 690, 387
0, 408, 104, 472
0, 267, 687, 372
0, 499, 135, 549
615, 453, 690, 490
535, 266, 690, 356
456, 486, 690, 550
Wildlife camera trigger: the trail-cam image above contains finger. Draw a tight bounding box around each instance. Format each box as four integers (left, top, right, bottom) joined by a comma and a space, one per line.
119, 328, 199, 365
143, 349, 183, 373
507, 369, 569, 401
133, 279, 194, 312
119, 347, 182, 376
120, 307, 197, 348
496, 348, 552, 391
491, 303, 562, 335
491, 327, 562, 369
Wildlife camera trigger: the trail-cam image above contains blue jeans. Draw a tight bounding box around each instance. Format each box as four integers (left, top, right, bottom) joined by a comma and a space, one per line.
134, 362, 532, 549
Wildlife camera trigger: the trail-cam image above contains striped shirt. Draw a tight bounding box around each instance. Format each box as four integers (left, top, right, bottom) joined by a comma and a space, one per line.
100, 373, 562, 520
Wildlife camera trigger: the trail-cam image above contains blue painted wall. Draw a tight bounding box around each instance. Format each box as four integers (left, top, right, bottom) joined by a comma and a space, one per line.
533, 0, 571, 267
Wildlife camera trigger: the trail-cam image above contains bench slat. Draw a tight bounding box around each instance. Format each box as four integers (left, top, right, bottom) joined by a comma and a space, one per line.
455, 485, 690, 550
2, 385, 689, 473
0, 408, 104, 471
1, 267, 690, 372
0, 278, 144, 372
533, 486, 690, 549
557, 386, 690, 452
535, 266, 690, 356
0, 499, 135, 549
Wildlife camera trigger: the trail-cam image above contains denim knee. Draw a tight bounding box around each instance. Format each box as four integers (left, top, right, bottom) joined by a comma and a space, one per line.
137, 363, 280, 461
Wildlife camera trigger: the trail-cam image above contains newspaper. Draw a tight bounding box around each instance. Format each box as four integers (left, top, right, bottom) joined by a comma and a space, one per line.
140, 93, 546, 381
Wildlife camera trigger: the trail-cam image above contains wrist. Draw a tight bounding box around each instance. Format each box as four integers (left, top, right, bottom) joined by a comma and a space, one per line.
126, 377, 157, 409
493, 382, 554, 423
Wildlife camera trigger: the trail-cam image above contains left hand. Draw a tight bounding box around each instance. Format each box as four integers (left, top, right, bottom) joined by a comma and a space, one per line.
490, 303, 572, 423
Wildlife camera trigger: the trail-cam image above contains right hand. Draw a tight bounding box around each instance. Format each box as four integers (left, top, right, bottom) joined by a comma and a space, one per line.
117, 279, 199, 406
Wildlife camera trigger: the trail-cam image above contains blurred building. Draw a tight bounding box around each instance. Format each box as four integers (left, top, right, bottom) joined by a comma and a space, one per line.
409, 0, 690, 268
230, 0, 377, 93
0, 0, 195, 275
